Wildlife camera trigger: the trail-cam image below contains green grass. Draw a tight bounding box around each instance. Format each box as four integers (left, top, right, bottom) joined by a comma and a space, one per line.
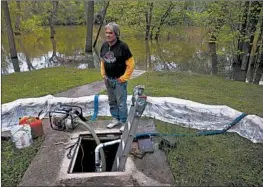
156, 120, 263, 186
1, 67, 102, 186
1, 68, 263, 186
128, 71, 263, 117
2, 67, 102, 104
1, 137, 44, 187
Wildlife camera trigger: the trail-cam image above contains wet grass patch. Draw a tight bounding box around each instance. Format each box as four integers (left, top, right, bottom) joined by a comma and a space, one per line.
1, 137, 44, 187
156, 119, 263, 186
2, 67, 101, 104
128, 71, 263, 117
2, 69, 263, 186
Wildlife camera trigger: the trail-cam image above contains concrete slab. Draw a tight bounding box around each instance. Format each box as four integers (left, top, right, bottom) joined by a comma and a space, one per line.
18, 119, 175, 186
132, 137, 175, 185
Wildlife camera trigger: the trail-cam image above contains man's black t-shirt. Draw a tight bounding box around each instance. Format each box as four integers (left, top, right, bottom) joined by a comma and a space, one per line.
100, 39, 132, 78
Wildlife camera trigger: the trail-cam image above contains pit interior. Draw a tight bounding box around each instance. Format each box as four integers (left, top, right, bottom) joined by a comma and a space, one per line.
68, 133, 122, 173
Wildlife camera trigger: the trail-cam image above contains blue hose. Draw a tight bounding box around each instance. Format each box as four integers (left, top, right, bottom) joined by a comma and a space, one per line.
135, 113, 247, 139
89, 94, 99, 121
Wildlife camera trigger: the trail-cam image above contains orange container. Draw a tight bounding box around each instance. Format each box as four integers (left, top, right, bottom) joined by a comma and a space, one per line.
19, 117, 44, 139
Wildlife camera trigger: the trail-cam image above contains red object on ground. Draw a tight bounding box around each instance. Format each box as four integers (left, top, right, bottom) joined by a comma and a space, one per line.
19, 117, 44, 138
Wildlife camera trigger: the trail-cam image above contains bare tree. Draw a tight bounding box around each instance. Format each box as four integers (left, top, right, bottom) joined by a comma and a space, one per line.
15, 1, 21, 35
18, 38, 35, 71
207, 2, 227, 75
155, 2, 175, 40
86, 0, 94, 52
48, 1, 59, 39
253, 18, 263, 84
208, 35, 218, 75
234, 1, 262, 82
2, 1, 20, 72
48, 1, 62, 63
145, 2, 153, 40
240, 1, 262, 71
246, 16, 263, 83
3, 1, 18, 58
253, 52, 263, 85
145, 40, 152, 70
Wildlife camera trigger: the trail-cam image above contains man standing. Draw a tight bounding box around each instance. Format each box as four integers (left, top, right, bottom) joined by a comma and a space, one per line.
100, 22, 135, 131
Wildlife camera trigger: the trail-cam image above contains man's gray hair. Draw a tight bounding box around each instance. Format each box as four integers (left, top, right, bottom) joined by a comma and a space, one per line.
105, 22, 120, 38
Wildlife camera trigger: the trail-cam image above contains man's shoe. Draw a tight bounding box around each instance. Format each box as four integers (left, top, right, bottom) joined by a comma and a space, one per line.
107, 119, 120, 128
120, 125, 125, 132
119, 122, 127, 132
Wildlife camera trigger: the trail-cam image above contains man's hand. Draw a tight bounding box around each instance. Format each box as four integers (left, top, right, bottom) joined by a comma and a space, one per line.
117, 77, 125, 83
103, 76, 108, 85
117, 78, 122, 83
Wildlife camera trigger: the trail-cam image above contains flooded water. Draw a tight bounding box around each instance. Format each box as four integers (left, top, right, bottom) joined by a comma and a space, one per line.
1, 25, 262, 84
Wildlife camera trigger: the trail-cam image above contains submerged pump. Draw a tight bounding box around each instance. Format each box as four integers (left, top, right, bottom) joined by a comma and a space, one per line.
48, 103, 87, 131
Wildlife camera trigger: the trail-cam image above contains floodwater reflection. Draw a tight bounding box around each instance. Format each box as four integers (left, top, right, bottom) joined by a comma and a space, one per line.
1, 26, 262, 85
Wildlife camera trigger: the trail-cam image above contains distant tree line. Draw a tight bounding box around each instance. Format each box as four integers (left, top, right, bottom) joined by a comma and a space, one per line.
1, 0, 262, 84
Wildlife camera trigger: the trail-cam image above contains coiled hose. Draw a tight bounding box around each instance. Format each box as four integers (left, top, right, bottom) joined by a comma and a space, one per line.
75, 119, 107, 172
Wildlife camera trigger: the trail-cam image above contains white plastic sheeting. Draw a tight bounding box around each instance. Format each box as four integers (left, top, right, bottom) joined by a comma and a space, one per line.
1, 94, 263, 143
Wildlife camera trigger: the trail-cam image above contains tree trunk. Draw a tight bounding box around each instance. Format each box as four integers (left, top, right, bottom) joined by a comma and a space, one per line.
233, 1, 262, 82
253, 52, 263, 85
48, 1, 60, 63
49, 37, 63, 64
232, 63, 247, 81
207, 2, 226, 75
145, 2, 153, 40
49, 1, 59, 39
85, 1, 94, 53
145, 40, 151, 70
11, 58, 21, 73
209, 35, 218, 75
18, 38, 35, 71
253, 20, 263, 85
236, 1, 249, 66
247, 16, 263, 83
2, 1, 18, 59
240, 1, 262, 71
51, 38, 57, 60
87, 53, 95, 68
246, 64, 255, 83
149, 26, 155, 40
15, 1, 21, 35
246, 47, 256, 83
155, 3, 175, 40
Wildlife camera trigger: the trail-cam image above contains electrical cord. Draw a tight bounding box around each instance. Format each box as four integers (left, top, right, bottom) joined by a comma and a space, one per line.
67, 137, 80, 159
80, 144, 84, 172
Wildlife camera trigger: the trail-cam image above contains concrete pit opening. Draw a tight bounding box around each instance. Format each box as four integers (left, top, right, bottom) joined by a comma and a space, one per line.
68, 133, 122, 173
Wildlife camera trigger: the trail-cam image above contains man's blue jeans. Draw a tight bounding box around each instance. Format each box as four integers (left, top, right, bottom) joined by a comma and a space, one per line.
105, 78, 127, 123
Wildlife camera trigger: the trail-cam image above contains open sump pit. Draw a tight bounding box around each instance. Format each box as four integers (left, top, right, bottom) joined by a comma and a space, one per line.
58, 130, 139, 186
68, 133, 122, 173
17, 119, 175, 186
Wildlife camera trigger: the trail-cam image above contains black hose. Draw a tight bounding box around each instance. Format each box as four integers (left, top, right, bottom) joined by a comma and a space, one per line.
73, 110, 87, 122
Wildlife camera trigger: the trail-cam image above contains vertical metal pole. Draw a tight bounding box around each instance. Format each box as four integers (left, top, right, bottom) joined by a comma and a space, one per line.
111, 86, 147, 171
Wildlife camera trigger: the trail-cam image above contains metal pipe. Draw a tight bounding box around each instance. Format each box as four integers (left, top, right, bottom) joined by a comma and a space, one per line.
75, 119, 107, 172
95, 139, 121, 172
